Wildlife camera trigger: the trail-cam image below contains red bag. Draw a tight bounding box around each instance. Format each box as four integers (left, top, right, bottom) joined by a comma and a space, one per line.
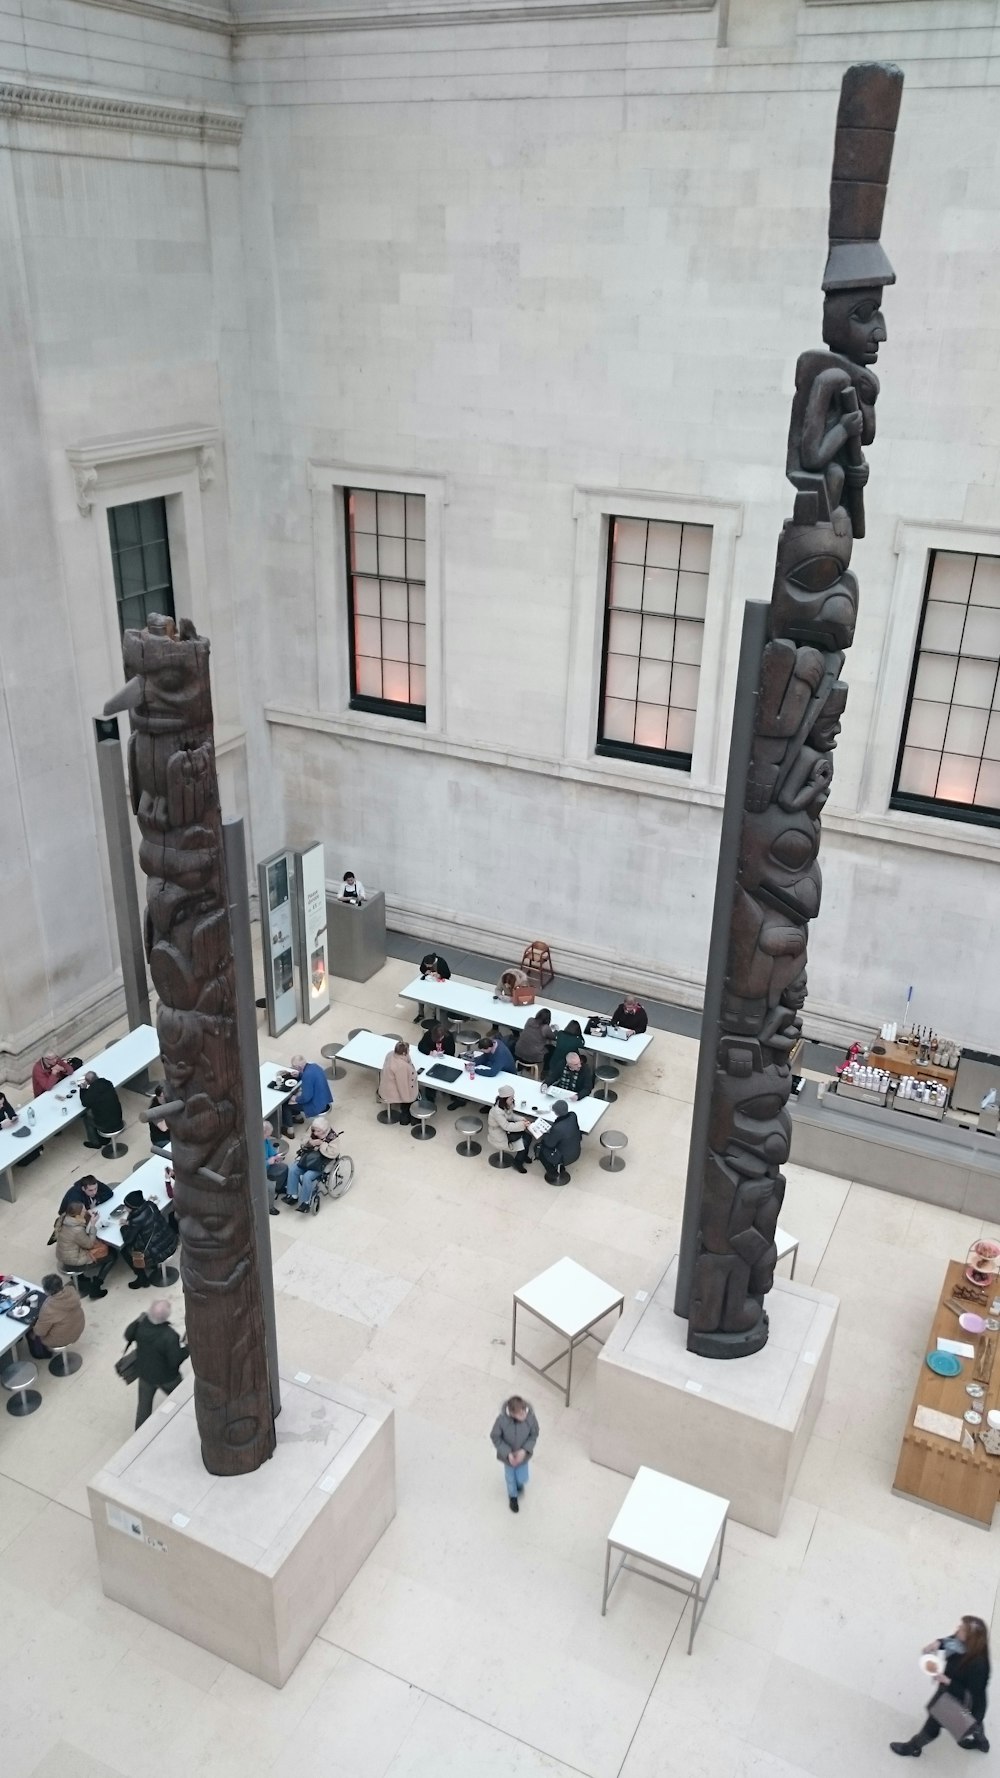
512, 983, 535, 1007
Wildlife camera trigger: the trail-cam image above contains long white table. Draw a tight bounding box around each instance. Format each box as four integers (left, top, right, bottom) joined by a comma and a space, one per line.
0, 1275, 45, 1361
94, 1154, 173, 1249
0, 1025, 161, 1204
399, 977, 653, 1066
337, 1030, 610, 1135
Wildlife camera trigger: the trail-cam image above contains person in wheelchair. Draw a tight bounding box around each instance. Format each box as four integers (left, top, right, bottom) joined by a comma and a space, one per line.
281, 1120, 341, 1213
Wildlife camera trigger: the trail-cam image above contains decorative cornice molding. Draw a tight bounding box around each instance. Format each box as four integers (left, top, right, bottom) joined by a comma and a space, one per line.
236, 0, 712, 32
0, 81, 243, 143
67, 423, 220, 515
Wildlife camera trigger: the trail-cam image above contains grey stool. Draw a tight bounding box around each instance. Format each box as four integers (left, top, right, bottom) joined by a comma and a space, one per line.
457, 1028, 484, 1054
411, 1100, 437, 1141
383, 1032, 404, 1042
150, 1259, 180, 1287
594, 1064, 620, 1104
377, 1104, 401, 1126
100, 1122, 128, 1161
2, 1360, 41, 1416
599, 1129, 628, 1172
348, 1027, 364, 1041
455, 1114, 483, 1157
489, 1149, 513, 1170
48, 1343, 83, 1377
321, 1042, 346, 1081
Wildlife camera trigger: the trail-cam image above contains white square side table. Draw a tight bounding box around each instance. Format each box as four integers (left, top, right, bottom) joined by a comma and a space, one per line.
601, 1465, 729, 1653
775, 1226, 799, 1279
512, 1257, 624, 1406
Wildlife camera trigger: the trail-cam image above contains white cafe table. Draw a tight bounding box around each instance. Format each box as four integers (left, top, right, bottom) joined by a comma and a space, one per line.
337, 1031, 610, 1135
94, 1154, 173, 1248
602, 1466, 729, 1653
259, 1062, 299, 1126
775, 1226, 799, 1279
0, 1276, 46, 1362
512, 1257, 624, 1406
0, 1024, 161, 1205
398, 976, 653, 1067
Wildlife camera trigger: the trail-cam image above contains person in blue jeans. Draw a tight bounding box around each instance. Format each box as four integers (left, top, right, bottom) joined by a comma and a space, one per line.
281, 1054, 333, 1136
283, 1122, 339, 1212
490, 1394, 539, 1514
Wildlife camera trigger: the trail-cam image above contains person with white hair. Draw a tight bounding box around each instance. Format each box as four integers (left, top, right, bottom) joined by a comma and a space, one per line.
123, 1298, 188, 1428
280, 1052, 333, 1135
282, 1121, 340, 1212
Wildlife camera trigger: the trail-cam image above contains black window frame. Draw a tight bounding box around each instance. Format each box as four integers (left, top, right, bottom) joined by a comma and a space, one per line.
890, 548, 1000, 831
595, 515, 707, 771
108, 496, 176, 637
344, 488, 427, 724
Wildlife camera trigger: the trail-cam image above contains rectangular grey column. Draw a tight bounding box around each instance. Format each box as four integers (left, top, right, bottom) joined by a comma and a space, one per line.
224, 818, 281, 1420
94, 719, 151, 1032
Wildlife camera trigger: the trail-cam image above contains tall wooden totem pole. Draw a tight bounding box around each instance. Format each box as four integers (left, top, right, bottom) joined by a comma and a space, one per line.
106, 616, 276, 1472
675, 63, 904, 1358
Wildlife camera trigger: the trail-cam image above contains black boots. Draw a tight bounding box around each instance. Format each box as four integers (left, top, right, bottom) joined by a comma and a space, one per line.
889, 1744, 922, 1758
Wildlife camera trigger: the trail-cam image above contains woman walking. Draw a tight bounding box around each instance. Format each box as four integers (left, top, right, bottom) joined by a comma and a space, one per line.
891, 1615, 990, 1756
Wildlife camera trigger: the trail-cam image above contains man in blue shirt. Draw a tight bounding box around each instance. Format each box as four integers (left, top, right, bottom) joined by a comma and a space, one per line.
474, 1035, 515, 1077
281, 1053, 333, 1134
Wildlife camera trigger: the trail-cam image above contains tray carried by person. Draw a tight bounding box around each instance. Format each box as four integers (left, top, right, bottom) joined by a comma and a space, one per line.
423, 1062, 462, 1084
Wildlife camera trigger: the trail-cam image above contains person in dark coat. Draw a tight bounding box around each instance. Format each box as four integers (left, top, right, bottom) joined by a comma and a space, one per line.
417, 1023, 463, 1109
891, 1615, 990, 1756
536, 1101, 582, 1184
414, 952, 452, 1022
473, 1035, 515, 1078
546, 1051, 594, 1100
125, 1299, 189, 1428
147, 1083, 171, 1151
79, 1073, 124, 1149
611, 996, 648, 1034
490, 1394, 539, 1514
120, 1189, 177, 1289
58, 1174, 114, 1215
543, 1022, 586, 1084
514, 1009, 552, 1068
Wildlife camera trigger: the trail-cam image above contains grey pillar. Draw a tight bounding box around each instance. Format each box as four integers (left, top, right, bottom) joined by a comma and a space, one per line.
94, 718, 151, 1032
674, 601, 769, 1319
224, 818, 281, 1420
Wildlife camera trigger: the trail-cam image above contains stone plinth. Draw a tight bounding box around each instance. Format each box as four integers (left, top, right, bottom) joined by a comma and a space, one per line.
591, 1256, 837, 1535
88, 1370, 395, 1686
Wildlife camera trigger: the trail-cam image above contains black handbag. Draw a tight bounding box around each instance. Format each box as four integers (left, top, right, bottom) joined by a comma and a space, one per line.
115, 1344, 140, 1386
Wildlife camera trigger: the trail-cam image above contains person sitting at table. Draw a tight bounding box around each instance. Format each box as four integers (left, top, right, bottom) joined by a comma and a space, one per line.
281, 1053, 333, 1136
535, 1100, 582, 1185
58, 1173, 114, 1216
543, 1021, 586, 1084
413, 951, 452, 1022
378, 1041, 419, 1126
611, 995, 648, 1035
474, 1034, 516, 1078
546, 1049, 594, 1101
120, 1188, 177, 1290
493, 968, 531, 1002
147, 1083, 171, 1151
53, 1201, 116, 1297
283, 1121, 339, 1211
79, 1071, 124, 1150
417, 1024, 464, 1110
27, 1272, 85, 1361
514, 1009, 552, 1071
31, 1053, 79, 1096
263, 1121, 287, 1214
487, 1088, 533, 1173
0, 1089, 17, 1127
336, 871, 366, 905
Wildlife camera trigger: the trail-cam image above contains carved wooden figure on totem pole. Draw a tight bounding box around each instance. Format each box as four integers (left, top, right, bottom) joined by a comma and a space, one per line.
105, 615, 276, 1471
685, 63, 904, 1358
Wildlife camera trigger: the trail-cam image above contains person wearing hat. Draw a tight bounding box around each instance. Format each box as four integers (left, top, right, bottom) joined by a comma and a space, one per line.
120, 1188, 177, 1289
487, 1087, 533, 1172
535, 1101, 582, 1185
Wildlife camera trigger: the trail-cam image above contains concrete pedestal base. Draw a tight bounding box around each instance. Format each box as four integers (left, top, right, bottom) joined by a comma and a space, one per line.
88, 1370, 395, 1686
592, 1256, 837, 1535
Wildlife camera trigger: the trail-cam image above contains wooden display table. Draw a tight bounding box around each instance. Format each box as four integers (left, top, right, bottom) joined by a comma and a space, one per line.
893, 1259, 1000, 1527
868, 1036, 957, 1090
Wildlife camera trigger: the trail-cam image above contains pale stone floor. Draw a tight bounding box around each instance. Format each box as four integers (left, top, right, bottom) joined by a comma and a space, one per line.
1, 952, 998, 1778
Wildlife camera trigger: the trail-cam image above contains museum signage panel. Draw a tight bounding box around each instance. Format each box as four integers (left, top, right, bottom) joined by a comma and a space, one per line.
258, 849, 297, 1037
294, 841, 330, 1024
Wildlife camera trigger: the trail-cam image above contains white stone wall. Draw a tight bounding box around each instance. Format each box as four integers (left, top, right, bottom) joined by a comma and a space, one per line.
2, 0, 1000, 1064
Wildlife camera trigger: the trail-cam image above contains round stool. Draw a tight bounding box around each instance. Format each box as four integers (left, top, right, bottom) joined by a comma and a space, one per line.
48, 1344, 83, 1377
456, 1029, 484, 1055
489, 1149, 512, 1170
321, 1043, 346, 1082
455, 1114, 483, 1158
411, 1100, 437, 1141
150, 1260, 180, 1287
599, 1129, 628, 1172
383, 1032, 404, 1043
377, 1105, 401, 1125
100, 1124, 128, 1160
348, 1027, 364, 1041
594, 1065, 620, 1103
2, 1360, 41, 1417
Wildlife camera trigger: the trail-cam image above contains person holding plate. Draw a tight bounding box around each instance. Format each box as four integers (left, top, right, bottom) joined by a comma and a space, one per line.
891, 1615, 990, 1756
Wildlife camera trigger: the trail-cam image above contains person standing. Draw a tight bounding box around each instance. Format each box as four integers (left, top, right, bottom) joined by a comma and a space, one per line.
336, 871, 366, 904
891, 1615, 990, 1756
124, 1299, 189, 1429
490, 1394, 539, 1514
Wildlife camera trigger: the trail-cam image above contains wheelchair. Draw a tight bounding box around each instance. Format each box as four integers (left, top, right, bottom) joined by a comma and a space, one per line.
309, 1142, 355, 1214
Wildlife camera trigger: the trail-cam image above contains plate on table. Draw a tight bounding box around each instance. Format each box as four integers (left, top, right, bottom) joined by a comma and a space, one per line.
9, 1304, 32, 1322
959, 1312, 987, 1334
926, 1350, 962, 1377
965, 1410, 983, 1426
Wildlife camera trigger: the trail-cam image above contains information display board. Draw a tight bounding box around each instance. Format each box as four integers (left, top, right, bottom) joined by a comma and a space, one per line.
257, 849, 297, 1037
293, 841, 330, 1024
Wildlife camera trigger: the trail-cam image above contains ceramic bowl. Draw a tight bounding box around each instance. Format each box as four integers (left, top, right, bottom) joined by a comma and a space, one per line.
987, 1410, 1000, 1430
959, 1312, 987, 1334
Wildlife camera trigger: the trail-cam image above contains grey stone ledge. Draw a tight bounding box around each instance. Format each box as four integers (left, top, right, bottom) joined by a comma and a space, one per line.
0, 80, 244, 143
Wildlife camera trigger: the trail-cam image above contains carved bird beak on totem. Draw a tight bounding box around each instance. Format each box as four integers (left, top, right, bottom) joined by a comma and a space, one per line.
103, 677, 144, 718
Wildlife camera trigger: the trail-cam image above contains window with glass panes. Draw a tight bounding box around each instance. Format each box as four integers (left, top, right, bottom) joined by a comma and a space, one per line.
108, 498, 175, 635
344, 489, 426, 719
892, 550, 1000, 825
597, 517, 711, 767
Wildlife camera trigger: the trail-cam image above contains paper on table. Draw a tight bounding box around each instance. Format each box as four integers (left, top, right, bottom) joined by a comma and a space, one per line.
914, 1405, 963, 1441
937, 1337, 975, 1358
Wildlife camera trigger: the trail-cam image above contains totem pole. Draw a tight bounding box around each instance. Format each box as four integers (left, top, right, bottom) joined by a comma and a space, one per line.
675, 63, 904, 1358
106, 615, 276, 1472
